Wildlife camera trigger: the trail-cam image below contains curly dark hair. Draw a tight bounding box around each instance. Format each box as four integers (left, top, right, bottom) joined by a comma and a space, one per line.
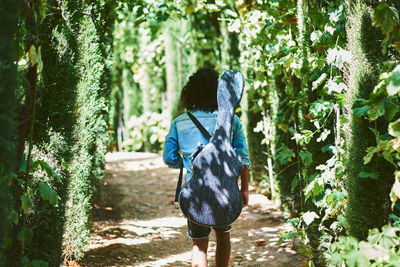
180, 68, 219, 112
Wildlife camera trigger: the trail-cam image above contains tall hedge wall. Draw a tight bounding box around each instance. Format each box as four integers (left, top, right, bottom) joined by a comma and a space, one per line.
0, 0, 20, 263
62, 0, 112, 260
24, 0, 79, 264
344, 0, 395, 240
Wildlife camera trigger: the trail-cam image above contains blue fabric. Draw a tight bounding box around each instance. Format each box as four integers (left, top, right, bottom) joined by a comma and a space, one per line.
187, 220, 231, 239
163, 110, 251, 180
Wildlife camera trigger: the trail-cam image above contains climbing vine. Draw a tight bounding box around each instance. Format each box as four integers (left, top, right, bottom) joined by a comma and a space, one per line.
1, 0, 400, 266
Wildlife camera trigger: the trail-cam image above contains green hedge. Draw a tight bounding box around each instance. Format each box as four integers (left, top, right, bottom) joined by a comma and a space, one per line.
344, 0, 395, 240
0, 0, 20, 263
62, 1, 112, 260
23, 0, 79, 263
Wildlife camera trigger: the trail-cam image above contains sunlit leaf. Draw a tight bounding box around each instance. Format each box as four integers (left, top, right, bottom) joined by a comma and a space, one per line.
312, 73, 327, 90
387, 65, 400, 96
390, 173, 400, 208
379, 226, 397, 249
374, 2, 399, 34
21, 194, 32, 214
302, 211, 319, 226
363, 146, 378, 164
389, 118, 400, 137
291, 176, 299, 191
39, 182, 58, 206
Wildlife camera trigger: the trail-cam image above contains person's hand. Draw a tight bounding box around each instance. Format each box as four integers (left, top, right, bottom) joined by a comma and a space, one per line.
241, 190, 249, 207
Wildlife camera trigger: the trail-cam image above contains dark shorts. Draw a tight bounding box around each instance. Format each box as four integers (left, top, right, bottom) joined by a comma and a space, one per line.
187, 220, 231, 239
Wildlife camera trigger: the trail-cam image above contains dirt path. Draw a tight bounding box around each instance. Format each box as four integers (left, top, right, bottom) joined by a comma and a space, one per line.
80, 152, 304, 267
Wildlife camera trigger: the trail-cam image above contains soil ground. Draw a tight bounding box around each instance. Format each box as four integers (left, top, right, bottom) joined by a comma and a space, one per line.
79, 152, 305, 267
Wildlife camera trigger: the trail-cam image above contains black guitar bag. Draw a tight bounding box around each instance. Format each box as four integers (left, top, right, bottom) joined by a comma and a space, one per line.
178, 70, 245, 227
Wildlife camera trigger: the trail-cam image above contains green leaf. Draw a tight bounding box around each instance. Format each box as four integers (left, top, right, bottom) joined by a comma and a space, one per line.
345, 251, 369, 267
389, 213, 400, 222
374, 2, 399, 34
39, 182, 58, 206
29, 259, 48, 267
312, 73, 327, 90
384, 98, 399, 121
283, 54, 293, 68
310, 8, 324, 27
389, 250, 400, 264
367, 228, 381, 244
36, 160, 61, 181
389, 118, 400, 137
337, 214, 347, 227
29, 45, 43, 73
330, 252, 343, 265
302, 211, 319, 226
21, 195, 32, 214
19, 153, 28, 173
387, 65, 400, 96
353, 106, 370, 117
300, 129, 313, 143
278, 231, 296, 243
358, 241, 375, 260
291, 176, 300, 191
276, 145, 294, 164
380, 139, 396, 166
9, 209, 19, 225
368, 127, 379, 141
390, 174, 400, 208
359, 171, 379, 179
300, 151, 312, 167
363, 146, 378, 164
38, 0, 47, 22
297, 245, 314, 260
379, 226, 397, 249
18, 226, 33, 245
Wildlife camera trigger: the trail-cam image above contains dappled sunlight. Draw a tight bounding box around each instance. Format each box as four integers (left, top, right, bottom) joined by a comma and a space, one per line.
89, 237, 150, 249
85, 216, 187, 256
81, 152, 304, 266
105, 152, 170, 171
129, 216, 187, 228
134, 251, 192, 267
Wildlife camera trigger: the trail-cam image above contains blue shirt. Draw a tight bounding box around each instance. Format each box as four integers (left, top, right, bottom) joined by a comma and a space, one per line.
163, 110, 251, 180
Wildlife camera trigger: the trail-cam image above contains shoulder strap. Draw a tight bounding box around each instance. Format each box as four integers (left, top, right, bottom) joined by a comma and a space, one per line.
173, 112, 211, 206
187, 112, 212, 140
174, 164, 183, 208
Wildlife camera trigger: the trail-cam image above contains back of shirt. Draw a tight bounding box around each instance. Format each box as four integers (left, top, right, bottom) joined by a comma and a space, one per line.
163, 110, 250, 180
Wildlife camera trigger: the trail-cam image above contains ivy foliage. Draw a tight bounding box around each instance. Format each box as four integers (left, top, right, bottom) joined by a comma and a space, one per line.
219, 0, 400, 265
0, 0, 20, 264
0, 0, 116, 264
2, 0, 400, 266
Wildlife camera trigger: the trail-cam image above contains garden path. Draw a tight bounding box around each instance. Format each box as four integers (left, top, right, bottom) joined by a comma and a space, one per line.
79, 152, 305, 267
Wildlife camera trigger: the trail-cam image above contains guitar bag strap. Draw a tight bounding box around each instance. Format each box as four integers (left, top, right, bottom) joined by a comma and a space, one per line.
187, 112, 212, 140
174, 112, 212, 206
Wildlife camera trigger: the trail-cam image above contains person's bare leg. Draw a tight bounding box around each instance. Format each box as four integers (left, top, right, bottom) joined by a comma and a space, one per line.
215, 231, 231, 267
192, 237, 209, 267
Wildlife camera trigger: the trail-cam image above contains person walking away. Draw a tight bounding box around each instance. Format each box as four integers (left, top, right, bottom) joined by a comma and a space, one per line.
163, 68, 251, 267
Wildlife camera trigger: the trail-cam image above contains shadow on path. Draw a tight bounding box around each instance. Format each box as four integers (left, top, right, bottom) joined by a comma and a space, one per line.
80, 152, 305, 267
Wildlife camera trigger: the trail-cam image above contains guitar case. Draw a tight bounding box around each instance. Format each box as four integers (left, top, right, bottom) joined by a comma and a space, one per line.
178, 70, 245, 227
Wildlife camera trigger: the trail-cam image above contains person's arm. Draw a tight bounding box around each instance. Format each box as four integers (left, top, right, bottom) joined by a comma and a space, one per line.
240, 165, 249, 207
231, 116, 251, 207
163, 121, 182, 168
